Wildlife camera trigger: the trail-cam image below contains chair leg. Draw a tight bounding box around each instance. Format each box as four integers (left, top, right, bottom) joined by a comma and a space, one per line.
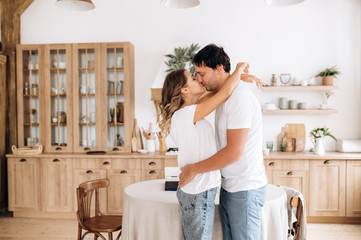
108, 232, 113, 240
77, 225, 82, 240
116, 230, 122, 240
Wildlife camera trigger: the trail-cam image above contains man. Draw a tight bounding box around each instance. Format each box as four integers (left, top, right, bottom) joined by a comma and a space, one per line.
179, 44, 267, 240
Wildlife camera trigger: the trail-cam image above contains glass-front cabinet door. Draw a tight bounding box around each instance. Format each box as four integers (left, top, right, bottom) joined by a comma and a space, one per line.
16, 45, 43, 148
72, 43, 101, 152
44, 44, 73, 152
101, 43, 134, 152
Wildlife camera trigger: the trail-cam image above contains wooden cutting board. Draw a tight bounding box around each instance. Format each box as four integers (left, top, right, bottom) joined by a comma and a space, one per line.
285, 123, 305, 152
277, 124, 305, 152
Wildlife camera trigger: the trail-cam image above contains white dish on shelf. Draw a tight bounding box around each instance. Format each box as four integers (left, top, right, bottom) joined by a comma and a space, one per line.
137, 149, 148, 154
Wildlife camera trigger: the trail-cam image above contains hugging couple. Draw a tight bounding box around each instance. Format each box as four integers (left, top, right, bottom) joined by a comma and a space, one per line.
159, 44, 268, 240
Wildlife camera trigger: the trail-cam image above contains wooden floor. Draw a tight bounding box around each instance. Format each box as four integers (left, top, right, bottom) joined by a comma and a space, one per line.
0, 213, 361, 240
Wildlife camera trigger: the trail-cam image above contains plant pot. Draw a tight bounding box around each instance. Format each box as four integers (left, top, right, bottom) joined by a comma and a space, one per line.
313, 138, 325, 155
322, 76, 333, 86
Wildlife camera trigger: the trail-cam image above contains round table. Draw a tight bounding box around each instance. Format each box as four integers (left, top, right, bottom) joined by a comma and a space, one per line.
122, 179, 288, 240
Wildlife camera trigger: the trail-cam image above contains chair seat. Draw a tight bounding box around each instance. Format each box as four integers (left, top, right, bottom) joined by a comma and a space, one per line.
83, 215, 122, 232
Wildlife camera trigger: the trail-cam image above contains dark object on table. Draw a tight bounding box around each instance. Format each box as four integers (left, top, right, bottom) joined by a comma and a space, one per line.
165, 181, 178, 191
167, 147, 178, 152
86, 151, 106, 155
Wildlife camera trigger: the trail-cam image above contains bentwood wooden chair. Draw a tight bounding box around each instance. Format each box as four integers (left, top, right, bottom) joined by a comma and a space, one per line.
290, 196, 303, 240
76, 178, 122, 240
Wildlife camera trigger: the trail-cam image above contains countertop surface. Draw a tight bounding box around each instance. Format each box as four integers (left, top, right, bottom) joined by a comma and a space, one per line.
6, 151, 361, 160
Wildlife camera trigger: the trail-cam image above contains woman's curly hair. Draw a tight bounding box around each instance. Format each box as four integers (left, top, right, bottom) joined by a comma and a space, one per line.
158, 69, 187, 135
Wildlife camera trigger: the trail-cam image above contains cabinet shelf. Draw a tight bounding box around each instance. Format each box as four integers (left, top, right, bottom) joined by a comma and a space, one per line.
24, 123, 39, 126
108, 122, 124, 125
262, 109, 338, 115
51, 123, 67, 126
106, 67, 124, 70
79, 123, 96, 126
78, 68, 95, 71
50, 68, 66, 71
23, 69, 39, 72
262, 85, 339, 91
51, 94, 66, 97
78, 94, 96, 97
23, 94, 39, 97
107, 93, 124, 96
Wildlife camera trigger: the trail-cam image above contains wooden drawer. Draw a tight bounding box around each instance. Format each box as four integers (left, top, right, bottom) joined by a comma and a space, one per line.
142, 159, 164, 169
264, 159, 309, 170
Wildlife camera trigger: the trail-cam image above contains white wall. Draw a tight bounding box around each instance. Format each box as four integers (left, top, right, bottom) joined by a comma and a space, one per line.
21, 0, 361, 151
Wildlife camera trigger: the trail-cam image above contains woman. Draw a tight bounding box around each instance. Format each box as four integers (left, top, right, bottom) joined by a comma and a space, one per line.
159, 63, 261, 240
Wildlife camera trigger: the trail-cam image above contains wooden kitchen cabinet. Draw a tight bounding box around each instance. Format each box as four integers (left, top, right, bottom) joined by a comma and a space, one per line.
142, 158, 165, 181
16, 45, 44, 148
44, 44, 73, 152
107, 168, 141, 214
346, 160, 361, 217
8, 158, 40, 212
40, 158, 73, 212
264, 159, 309, 209
16, 42, 134, 153
309, 159, 346, 216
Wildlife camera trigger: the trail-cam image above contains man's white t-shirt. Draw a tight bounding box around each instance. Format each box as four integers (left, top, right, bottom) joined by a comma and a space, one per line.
215, 83, 267, 192
170, 105, 221, 194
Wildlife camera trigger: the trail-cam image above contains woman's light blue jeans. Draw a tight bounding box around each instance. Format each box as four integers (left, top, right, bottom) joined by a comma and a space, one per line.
176, 187, 217, 240
219, 185, 267, 240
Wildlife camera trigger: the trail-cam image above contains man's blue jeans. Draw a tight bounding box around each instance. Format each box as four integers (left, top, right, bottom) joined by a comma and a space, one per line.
177, 187, 217, 240
219, 185, 267, 240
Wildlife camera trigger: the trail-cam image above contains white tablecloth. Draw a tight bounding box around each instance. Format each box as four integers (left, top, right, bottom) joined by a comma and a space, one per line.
122, 179, 288, 240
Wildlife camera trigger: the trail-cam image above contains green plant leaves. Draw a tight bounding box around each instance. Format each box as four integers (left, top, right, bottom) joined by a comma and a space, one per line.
310, 127, 337, 141
164, 43, 200, 76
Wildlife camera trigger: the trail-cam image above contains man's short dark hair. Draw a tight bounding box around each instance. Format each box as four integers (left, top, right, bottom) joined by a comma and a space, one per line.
193, 44, 231, 73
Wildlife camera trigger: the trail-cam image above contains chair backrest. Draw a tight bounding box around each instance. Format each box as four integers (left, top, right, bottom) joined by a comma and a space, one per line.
76, 178, 110, 226
291, 196, 303, 240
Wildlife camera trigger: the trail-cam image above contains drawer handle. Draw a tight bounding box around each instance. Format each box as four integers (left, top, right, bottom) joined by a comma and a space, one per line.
103, 161, 110, 165
53, 159, 60, 163
112, 147, 120, 151
86, 170, 93, 174
55, 147, 62, 150
120, 170, 128, 174
324, 160, 331, 164
149, 170, 157, 174
84, 147, 90, 151
20, 159, 27, 162
149, 162, 156, 166
269, 162, 276, 167
287, 171, 295, 176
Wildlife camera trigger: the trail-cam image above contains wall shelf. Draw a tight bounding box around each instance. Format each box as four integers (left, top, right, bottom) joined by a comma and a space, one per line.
262, 109, 338, 115
262, 85, 339, 91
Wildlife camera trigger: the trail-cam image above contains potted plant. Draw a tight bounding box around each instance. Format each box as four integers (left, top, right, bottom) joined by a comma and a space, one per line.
315, 65, 340, 86
310, 127, 337, 155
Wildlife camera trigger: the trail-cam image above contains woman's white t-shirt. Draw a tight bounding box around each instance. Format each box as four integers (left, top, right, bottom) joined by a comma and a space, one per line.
170, 104, 221, 194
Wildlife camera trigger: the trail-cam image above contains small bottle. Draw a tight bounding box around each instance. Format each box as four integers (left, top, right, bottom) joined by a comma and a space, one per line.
271, 74, 277, 86
117, 134, 124, 146
24, 81, 29, 95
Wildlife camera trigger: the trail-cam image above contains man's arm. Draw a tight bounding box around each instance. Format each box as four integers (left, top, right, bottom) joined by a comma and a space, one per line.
178, 128, 249, 188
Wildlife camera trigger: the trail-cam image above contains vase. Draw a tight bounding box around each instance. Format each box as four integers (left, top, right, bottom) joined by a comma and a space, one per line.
314, 138, 325, 155
322, 76, 333, 86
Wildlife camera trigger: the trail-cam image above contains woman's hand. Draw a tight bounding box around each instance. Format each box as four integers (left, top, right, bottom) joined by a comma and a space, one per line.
236, 62, 249, 74
179, 164, 197, 188
241, 74, 264, 89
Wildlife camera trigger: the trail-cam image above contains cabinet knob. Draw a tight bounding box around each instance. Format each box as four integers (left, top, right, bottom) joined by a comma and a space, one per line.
86, 170, 93, 174
84, 147, 90, 151
55, 147, 62, 151
120, 170, 128, 174
149, 170, 157, 175
287, 171, 295, 176
53, 159, 60, 163
324, 160, 332, 164
149, 161, 156, 166
269, 162, 276, 167
103, 161, 110, 165
112, 147, 120, 151
20, 159, 27, 162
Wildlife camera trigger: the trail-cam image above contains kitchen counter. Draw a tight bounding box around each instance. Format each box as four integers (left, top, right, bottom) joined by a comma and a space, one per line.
264, 151, 361, 160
